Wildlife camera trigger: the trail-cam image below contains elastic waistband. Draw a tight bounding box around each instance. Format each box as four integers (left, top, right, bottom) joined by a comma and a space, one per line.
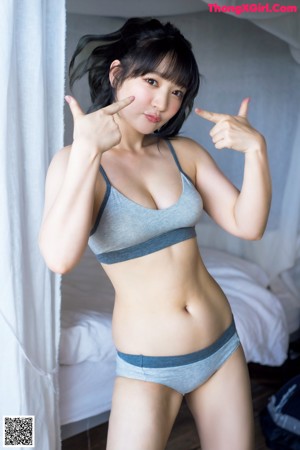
117, 318, 237, 368
97, 227, 196, 264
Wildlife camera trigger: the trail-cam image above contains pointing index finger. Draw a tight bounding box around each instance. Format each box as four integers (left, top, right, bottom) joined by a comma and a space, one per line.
103, 96, 135, 115
238, 97, 250, 118
195, 108, 227, 123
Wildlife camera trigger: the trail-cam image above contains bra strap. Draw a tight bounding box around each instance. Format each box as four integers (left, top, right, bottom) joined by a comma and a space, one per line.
90, 166, 111, 236
99, 165, 111, 186
165, 139, 194, 183
165, 139, 184, 173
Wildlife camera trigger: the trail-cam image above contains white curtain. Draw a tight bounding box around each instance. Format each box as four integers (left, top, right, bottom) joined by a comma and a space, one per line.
67, 0, 300, 63
66, 10, 300, 292
201, 0, 300, 63
0, 1, 65, 449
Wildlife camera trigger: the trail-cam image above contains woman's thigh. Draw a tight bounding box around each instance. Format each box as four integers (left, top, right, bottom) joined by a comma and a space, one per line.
106, 376, 183, 450
185, 345, 254, 450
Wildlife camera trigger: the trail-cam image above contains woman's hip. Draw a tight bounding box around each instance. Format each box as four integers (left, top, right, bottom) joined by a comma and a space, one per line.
115, 317, 241, 395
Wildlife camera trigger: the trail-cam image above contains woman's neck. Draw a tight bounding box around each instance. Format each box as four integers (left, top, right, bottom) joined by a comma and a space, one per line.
114, 116, 156, 153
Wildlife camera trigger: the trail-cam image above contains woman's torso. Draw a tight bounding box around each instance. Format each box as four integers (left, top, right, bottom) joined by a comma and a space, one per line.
89, 137, 233, 355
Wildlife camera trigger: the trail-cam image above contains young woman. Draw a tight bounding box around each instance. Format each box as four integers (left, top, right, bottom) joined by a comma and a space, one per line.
39, 18, 271, 450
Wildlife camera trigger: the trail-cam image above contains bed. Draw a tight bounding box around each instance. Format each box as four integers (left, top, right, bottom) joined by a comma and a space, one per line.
59, 246, 300, 439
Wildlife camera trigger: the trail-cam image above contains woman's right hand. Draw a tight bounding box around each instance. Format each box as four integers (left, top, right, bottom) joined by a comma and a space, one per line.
65, 95, 135, 154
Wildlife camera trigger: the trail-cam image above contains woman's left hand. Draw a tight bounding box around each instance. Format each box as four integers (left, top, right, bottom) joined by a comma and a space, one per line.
195, 98, 265, 154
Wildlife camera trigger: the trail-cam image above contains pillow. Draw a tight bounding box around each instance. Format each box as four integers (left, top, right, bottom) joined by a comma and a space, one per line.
60, 310, 116, 365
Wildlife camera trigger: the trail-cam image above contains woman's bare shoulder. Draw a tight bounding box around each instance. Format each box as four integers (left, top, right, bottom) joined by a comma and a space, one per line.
43, 146, 71, 195
50, 145, 71, 166
45, 145, 72, 180
170, 136, 214, 167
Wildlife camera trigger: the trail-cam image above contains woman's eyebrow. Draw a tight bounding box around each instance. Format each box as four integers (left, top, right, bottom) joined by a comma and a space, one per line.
145, 71, 186, 89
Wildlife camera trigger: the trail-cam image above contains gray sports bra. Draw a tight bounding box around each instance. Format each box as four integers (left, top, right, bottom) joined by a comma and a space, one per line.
88, 140, 203, 264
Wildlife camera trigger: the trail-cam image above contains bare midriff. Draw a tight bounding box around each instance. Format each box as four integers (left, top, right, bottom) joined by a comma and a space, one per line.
102, 237, 233, 356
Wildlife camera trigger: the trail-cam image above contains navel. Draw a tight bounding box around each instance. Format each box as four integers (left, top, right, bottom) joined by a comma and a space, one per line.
184, 304, 191, 314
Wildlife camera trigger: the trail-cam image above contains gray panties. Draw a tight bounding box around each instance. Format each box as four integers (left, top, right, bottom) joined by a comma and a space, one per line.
116, 319, 241, 395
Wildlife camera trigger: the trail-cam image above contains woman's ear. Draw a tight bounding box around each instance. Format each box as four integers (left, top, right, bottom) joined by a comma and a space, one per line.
109, 59, 121, 87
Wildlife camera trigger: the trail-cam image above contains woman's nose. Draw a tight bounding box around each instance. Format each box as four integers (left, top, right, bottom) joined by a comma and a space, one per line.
152, 91, 169, 112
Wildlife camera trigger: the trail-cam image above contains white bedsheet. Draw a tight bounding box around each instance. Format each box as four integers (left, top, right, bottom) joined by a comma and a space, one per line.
201, 247, 300, 336
59, 357, 116, 425
201, 247, 290, 365
60, 311, 115, 365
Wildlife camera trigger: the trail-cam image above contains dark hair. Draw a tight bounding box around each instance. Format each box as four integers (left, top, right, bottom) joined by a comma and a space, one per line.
69, 18, 200, 138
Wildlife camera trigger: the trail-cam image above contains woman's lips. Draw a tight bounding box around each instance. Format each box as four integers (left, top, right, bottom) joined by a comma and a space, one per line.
144, 114, 161, 123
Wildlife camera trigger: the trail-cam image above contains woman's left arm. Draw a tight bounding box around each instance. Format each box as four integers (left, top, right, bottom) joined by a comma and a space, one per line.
196, 98, 272, 240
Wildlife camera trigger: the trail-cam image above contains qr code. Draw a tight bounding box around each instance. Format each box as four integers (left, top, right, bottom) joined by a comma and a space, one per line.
3, 416, 35, 447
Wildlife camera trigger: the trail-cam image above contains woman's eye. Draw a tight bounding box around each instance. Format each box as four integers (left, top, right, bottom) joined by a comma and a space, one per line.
146, 78, 158, 86
173, 90, 184, 99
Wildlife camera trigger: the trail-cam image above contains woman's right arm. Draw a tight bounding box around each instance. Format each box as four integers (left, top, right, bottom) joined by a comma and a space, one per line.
39, 95, 134, 274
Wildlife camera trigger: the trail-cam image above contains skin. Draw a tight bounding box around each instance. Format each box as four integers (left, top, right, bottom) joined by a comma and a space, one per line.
39, 58, 271, 450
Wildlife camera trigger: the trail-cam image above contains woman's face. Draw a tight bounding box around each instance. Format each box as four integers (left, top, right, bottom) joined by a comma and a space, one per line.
112, 63, 186, 135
